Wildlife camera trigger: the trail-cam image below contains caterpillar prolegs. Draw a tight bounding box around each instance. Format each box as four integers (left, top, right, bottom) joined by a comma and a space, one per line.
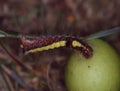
21, 36, 93, 58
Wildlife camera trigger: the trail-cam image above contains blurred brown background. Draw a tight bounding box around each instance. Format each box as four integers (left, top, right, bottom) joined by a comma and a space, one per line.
0, 0, 120, 91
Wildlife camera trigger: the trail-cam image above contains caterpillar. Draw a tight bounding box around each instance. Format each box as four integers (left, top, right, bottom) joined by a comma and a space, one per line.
1, 27, 119, 58
21, 35, 93, 58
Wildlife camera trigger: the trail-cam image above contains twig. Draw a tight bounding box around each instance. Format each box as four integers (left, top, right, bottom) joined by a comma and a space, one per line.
3, 71, 16, 91
0, 65, 36, 91
0, 42, 33, 72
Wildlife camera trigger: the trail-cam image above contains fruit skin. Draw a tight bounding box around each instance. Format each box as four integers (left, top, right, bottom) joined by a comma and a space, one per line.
65, 39, 120, 91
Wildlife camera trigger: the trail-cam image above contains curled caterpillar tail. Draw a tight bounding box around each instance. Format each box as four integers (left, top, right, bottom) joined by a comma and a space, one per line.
21, 35, 93, 58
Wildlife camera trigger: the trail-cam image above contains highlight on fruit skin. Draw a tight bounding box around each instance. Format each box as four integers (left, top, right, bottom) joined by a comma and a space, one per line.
65, 39, 120, 91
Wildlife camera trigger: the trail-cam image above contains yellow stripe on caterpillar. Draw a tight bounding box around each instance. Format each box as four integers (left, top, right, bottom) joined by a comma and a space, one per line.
26, 41, 66, 54
20, 44, 23, 48
72, 40, 82, 47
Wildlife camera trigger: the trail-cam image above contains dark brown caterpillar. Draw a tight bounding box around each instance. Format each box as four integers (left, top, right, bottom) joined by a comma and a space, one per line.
21, 35, 93, 58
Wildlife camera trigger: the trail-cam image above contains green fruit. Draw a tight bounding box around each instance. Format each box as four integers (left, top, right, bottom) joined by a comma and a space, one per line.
65, 39, 120, 91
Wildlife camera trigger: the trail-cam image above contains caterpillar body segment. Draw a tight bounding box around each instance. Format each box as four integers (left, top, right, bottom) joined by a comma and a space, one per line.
21, 36, 93, 58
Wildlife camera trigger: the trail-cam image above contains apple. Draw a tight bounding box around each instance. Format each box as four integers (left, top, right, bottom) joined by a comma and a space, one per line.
65, 39, 120, 91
